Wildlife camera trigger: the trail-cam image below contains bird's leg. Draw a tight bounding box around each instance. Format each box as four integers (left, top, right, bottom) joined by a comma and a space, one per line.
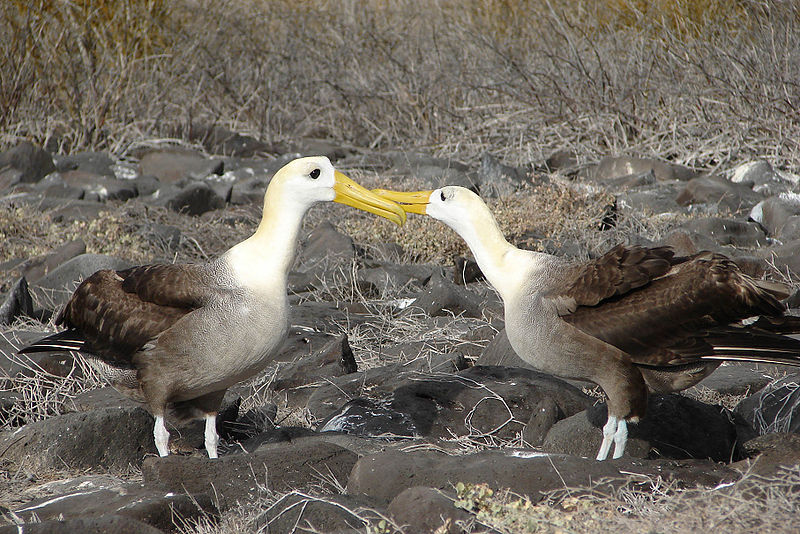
153, 414, 170, 457
596, 415, 618, 461
204, 412, 219, 459
611, 419, 628, 459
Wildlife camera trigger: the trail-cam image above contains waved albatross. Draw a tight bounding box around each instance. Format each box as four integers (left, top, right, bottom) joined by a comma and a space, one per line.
375, 185, 800, 460
19, 156, 405, 458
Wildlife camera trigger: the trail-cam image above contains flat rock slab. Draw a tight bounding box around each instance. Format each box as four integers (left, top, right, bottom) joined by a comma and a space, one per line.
347, 449, 738, 504
0, 515, 164, 534
11, 483, 214, 532
0, 406, 155, 469
142, 436, 358, 510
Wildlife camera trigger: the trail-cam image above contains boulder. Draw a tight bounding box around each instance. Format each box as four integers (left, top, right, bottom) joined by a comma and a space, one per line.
616, 182, 684, 215
16, 239, 87, 284
0, 406, 156, 469
315, 366, 590, 442
55, 151, 115, 176
749, 193, 800, 239
142, 436, 359, 510
0, 141, 55, 183
689, 363, 779, 396
0, 277, 34, 325
256, 492, 384, 533
539, 150, 578, 174
734, 373, 800, 442
138, 148, 223, 184
734, 432, 800, 476
60, 170, 137, 202
673, 218, 768, 248
347, 449, 737, 504
676, 175, 762, 213
453, 256, 485, 285
593, 156, 697, 182
186, 122, 270, 157
757, 238, 800, 275
729, 160, 790, 196
388, 487, 470, 534
476, 329, 532, 369
318, 397, 419, 437
0, 515, 164, 534
10, 476, 214, 532
389, 153, 476, 190
408, 271, 484, 318
159, 182, 226, 215
271, 334, 358, 405
543, 394, 739, 461
296, 221, 355, 274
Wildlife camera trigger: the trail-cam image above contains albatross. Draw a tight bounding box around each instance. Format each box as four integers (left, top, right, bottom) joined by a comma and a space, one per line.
19, 156, 405, 458
375, 185, 800, 460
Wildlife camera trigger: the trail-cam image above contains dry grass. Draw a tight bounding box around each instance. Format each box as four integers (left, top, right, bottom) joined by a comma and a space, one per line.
179, 466, 800, 534
446, 467, 800, 534
1, 1, 799, 170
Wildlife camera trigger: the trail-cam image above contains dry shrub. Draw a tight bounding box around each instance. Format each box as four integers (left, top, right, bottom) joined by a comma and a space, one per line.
341, 181, 613, 263
0, 0, 798, 171
447, 468, 800, 534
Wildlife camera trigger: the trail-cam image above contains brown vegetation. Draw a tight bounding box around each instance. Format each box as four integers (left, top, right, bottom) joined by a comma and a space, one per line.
1, 0, 798, 169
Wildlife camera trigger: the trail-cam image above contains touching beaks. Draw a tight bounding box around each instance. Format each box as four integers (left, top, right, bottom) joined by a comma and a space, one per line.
333, 171, 407, 226
371, 189, 433, 215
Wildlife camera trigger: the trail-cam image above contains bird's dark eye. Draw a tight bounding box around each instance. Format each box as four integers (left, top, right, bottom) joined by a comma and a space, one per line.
440, 191, 446, 201
310, 168, 320, 179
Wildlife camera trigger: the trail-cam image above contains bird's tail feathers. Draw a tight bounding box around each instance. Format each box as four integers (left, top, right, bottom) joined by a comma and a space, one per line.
17, 330, 85, 354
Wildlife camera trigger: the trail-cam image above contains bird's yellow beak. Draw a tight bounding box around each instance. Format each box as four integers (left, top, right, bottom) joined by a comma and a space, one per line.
333, 171, 406, 226
370, 189, 433, 215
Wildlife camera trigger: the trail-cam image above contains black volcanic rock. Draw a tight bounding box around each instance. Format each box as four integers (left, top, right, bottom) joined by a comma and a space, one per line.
348, 449, 737, 504
0, 277, 34, 325
543, 394, 739, 461
0, 406, 155, 469
0, 141, 55, 183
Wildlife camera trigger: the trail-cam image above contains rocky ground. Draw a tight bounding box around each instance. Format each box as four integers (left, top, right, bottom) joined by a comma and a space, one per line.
0, 137, 799, 533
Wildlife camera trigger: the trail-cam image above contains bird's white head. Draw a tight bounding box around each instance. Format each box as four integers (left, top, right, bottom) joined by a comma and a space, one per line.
372, 185, 494, 238
266, 156, 406, 225
373, 185, 521, 296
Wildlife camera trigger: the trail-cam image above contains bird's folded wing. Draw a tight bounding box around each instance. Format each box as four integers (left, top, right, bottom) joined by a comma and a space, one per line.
56, 265, 211, 362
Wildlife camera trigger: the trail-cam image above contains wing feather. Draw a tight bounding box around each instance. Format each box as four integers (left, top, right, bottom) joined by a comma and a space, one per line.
559, 249, 796, 366
50, 264, 212, 363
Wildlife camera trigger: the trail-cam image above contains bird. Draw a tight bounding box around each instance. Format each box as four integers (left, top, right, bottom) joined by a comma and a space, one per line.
374, 185, 800, 460
18, 156, 406, 459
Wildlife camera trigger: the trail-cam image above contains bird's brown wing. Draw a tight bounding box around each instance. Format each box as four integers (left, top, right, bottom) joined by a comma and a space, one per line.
561, 244, 676, 309
558, 250, 793, 366
55, 264, 214, 364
